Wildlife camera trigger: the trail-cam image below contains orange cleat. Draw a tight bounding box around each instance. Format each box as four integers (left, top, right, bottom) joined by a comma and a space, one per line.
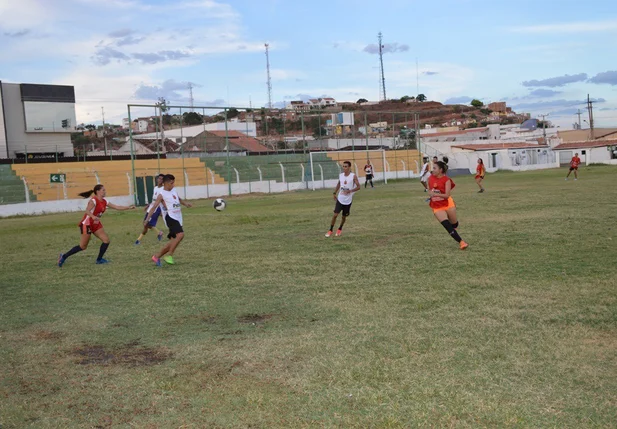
325, 230, 333, 238
459, 241, 469, 250
335, 229, 342, 237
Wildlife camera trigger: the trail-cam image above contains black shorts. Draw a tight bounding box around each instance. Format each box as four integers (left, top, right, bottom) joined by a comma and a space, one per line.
165, 214, 184, 239
334, 201, 352, 217
365, 174, 373, 180
569, 166, 578, 171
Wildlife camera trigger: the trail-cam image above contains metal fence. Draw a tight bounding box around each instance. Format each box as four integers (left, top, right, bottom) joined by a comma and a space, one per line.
1, 104, 428, 206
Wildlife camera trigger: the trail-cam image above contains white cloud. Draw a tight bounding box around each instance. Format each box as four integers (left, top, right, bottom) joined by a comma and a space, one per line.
508, 19, 617, 34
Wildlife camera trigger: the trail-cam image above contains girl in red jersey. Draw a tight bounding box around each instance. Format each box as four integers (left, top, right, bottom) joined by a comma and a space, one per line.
58, 184, 135, 267
475, 158, 486, 193
428, 161, 468, 250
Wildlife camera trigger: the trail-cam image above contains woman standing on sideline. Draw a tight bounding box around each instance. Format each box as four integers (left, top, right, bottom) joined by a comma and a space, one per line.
428, 161, 468, 250
58, 184, 135, 267
475, 158, 486, 193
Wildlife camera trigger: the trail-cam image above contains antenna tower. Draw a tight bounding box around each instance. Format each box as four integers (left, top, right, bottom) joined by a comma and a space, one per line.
265, 43, 273, 109
378, 32, 387, 101
188, 82, 194, 110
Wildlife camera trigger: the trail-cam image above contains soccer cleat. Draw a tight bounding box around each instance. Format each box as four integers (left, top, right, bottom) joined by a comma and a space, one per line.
574, 178, 578, 181
459, 241, 469, 250
325, 230, 333, 238
135, 240, 141, 245
96, 258, 110, 264
152, 255, 161, 267
157, 231, 164, 241
57, 253, 65, 268
335, 229, 342, 237
163, 255, 175, 265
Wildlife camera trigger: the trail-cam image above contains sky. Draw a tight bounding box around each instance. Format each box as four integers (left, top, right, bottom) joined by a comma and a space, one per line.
1, 0, 617, 128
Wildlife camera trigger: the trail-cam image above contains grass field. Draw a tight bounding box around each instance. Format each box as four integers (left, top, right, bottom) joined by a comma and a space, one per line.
1, 165, 616, 428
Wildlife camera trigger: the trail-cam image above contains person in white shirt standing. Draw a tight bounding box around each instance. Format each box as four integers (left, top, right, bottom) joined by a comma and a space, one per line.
419, 157, 431, 192
145, 174, 192, 266
326, 161, 361, 237
364, 160, 374, 188
135, 174, 165, 244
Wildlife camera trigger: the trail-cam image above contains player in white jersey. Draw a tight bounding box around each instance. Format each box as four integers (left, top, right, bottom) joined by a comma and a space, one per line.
145, 174, 192, 266
419, 157, 431, 192
364, 160, 374, 188
325, 161, 361, 237
135, 174, 165, 244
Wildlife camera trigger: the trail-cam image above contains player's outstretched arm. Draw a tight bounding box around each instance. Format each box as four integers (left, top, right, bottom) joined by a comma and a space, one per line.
179, 198, 192, 208
144, 195, 163, 225
108, 203, 136, 211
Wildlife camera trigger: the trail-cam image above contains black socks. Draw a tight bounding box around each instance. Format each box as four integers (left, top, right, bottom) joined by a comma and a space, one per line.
441, 220, 462, 243
97, 242, 110, 261
63, 245, 83, 260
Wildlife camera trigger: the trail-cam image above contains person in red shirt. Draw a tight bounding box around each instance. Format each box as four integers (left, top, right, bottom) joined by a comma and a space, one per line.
428, 161, 469, 250
475, 158, 486, 193
566, 152, 581, 180
58, 184, 135, 267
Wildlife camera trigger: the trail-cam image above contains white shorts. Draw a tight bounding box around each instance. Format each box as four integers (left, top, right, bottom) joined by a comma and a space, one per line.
420, 173, 430, 183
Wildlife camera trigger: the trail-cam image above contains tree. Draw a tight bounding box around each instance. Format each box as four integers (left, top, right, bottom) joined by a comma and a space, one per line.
467, 123, 478, 129
85, 124, 96, 131
357, 98, 368, 104
182, 111, 203, 125
162, 113, 172, 126
470, 113, 477, 120
416, 94, 427, 102
400, 95, 413, 102
471, 99, 483, 108
227, 108, 239, 119
480, 108, 492, 115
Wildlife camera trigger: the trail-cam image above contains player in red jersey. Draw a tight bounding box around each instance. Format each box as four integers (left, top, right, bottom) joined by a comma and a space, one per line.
566, 153, 581, 180
57, 184, 135, 267
428, 161, 468, 250
475, 158, 486, 193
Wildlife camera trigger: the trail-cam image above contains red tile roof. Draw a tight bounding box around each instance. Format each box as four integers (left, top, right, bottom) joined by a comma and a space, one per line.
208, 130, 271, 152
452, 143, 547, 151
553, 140, 617, 150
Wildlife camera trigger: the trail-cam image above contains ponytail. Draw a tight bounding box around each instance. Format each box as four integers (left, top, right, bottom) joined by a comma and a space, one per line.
435, 161, 449, 174
78, 184, 104, 199
442, 156, 449, 165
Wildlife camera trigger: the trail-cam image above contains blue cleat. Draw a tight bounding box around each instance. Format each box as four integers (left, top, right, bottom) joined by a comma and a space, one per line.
57, 253, 65, 268
152, 255, 161, 267
96, 258, 110, 265
157, 231, 164, 241
135, 240, 141, 245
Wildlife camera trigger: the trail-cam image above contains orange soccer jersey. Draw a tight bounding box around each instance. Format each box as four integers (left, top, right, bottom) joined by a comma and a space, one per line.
428, 175, 456, 210
570, 156, 581, 168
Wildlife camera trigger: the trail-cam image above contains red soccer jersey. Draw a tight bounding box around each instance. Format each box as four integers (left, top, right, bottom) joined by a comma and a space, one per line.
476, 164, 485, 176
571, 156, 581, 168
79, 197, 107, 227
428, 175, 455, 209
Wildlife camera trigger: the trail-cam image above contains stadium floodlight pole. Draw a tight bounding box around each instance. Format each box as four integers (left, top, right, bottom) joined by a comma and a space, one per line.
301, 112, 306, 155
224, 108, 232, 196
127, 105, 137, 205
154, 105, 161, 173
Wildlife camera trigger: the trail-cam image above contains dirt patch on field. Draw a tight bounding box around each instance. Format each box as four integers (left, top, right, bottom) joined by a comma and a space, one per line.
237, 313, 275, 324
31, 330, 65, 341
72, 342, 171, 367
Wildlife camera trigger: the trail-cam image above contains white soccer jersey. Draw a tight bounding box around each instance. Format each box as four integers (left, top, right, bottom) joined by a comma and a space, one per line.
148, 185, 163, 211
420, 162, 430, 175
337, 172, 356, 205
160, 188, 183, 225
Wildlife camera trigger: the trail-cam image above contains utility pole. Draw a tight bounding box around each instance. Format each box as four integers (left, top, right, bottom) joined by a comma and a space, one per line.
576, 109, 582, 130
587, 94, 595, 140
538, 113, 548, 141
378, 32, 387, 101
265, 43, 273, 109
101, 107, 107, 156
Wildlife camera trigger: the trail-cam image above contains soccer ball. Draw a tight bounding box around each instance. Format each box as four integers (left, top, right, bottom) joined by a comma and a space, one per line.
213, 198, 226, 211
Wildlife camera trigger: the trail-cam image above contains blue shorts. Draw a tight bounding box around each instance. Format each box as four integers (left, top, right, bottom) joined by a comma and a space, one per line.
144, 207, 161, 227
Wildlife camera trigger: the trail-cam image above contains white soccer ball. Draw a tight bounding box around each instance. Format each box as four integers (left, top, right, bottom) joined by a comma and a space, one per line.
213, 198, 226, 211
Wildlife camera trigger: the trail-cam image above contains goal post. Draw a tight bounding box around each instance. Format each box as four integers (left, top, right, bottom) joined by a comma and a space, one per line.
309, 149, 388, 191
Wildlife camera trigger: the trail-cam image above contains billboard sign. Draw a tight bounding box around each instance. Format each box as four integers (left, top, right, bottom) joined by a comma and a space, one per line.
23, 101, 77, 133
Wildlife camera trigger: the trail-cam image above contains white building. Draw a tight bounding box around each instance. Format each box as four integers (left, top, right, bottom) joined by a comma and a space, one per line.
442, 142, 557, 172
135, 121, 257, 143
552, 140, 617, 165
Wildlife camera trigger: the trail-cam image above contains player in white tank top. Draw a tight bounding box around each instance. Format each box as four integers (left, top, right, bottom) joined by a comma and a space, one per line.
144, 174, 193, 266
325, 161, 361, 237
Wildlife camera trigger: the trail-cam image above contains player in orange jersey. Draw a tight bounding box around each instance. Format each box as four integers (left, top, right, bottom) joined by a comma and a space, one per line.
475, 158, 486, 193
566, 153, 581, 180
428, 161, 468, 250
58, 184, 135, 267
